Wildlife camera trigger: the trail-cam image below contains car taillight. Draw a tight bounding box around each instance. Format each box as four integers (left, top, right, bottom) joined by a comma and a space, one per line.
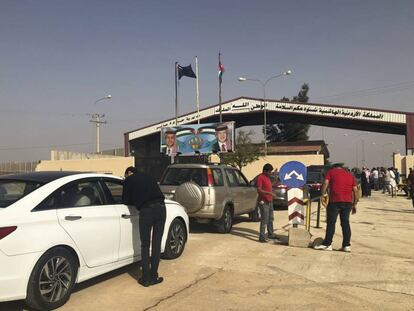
0, 226, 17, 240
207, 168, 214, 187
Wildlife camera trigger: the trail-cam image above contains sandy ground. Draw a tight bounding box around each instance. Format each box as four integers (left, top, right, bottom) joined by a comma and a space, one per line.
2, 191, 414, 311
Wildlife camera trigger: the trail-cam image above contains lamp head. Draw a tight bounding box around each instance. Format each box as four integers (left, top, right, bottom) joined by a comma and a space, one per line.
238, 77, 247, 82
284, 70, 292, 75
106, 94, 112, 99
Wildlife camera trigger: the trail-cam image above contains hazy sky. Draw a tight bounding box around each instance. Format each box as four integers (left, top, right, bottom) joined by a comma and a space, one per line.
1, 0, 413, 168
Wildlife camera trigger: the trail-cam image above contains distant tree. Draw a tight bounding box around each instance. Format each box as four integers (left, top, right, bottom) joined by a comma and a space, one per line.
266, 83, 311, 142
222, 130, 260, 171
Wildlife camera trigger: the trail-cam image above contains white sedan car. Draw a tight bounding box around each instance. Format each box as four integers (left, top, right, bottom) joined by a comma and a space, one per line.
0, 171, 189, 310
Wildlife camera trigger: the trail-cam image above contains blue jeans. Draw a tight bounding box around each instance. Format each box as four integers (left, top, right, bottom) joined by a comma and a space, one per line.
259, 201, 274, 239
323, 202, 352, 247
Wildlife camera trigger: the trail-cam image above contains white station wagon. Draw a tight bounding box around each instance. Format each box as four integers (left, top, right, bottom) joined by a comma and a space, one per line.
0, 171, 189, 310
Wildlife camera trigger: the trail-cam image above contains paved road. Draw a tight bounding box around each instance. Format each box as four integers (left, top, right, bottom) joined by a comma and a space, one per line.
2, 191, 414, 310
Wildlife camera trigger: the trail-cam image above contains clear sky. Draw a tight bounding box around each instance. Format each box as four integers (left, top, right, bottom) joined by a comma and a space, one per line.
1, 0, 413, 168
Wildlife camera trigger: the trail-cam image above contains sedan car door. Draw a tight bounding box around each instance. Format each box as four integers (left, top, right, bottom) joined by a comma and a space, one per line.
55, 179, 120, 268
100, 179, 141, 261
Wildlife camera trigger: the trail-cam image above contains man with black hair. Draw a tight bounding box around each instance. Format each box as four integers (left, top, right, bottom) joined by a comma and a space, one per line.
122, 167, 166, 287
256, 163, 278, 242
124, 166, 137, 178
315, 163, 359, 252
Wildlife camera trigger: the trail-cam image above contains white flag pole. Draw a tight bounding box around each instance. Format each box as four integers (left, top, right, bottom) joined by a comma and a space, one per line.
195, 56, 200, 124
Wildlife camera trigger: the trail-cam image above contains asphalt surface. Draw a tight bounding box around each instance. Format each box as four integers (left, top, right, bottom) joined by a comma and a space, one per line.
2, 191, 414, 311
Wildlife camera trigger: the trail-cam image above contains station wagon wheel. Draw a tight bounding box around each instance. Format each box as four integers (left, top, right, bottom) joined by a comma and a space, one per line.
163, 219, 187, 259
26, 247, 78, 311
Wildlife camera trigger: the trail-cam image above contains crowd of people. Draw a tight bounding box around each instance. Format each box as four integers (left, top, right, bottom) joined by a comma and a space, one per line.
356, 166, 401, 197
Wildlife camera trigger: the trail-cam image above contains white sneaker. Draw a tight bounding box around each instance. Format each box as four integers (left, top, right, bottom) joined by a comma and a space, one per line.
314, 244, 332, 251
339, 246, 351, 252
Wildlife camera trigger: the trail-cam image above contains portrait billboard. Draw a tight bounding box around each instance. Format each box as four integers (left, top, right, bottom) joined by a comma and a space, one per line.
160, 122, 235, 156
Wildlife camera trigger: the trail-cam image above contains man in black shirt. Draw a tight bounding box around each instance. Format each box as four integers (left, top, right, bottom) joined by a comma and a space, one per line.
122, 167, 166, 287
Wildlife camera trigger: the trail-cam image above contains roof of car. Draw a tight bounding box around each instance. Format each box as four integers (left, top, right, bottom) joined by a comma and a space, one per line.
0, 171, 85, 184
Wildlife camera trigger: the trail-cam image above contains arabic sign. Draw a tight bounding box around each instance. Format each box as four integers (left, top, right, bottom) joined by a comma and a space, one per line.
160, 122, 235, 156
128, 97, 406, 141
279, 161, 307, 188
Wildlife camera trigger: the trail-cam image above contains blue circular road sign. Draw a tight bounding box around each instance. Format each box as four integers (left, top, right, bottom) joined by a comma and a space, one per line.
279, 161, 307, 188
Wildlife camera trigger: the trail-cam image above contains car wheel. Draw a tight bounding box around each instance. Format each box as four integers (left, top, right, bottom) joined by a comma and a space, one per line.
163, 218, 187, 259
26, 247, 77, 311
249, 204, 261, 222
216, 206, 233, 233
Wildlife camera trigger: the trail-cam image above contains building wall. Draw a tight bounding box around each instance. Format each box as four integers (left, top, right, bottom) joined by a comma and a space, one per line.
241, 154, 325, 180
51, 150, 123, 160
394, 154, 414, 177
36, 157, 134, 177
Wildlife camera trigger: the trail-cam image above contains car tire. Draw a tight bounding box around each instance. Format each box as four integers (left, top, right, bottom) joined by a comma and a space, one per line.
216, 206, 233, 233
174, 182, 205, 213
163, 218, 187, 260
249, 204, 261, 222
26, 247, 78, 311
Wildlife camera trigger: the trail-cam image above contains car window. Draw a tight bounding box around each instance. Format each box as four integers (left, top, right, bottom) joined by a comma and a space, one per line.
39, 180, 105, 209
234, 170, 248, 186
102, 180, 124, 204
161, 168, 208, 186
211, 168, 224, 186
0, 180, 43, 208
224, 169, 238, 187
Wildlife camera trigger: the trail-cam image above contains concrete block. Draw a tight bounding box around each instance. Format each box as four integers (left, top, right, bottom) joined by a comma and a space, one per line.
288, 227, 311, 248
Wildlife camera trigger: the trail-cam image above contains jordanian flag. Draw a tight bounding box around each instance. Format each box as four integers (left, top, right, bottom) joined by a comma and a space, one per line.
219, 61, 224, 83
218, 55, 224, 84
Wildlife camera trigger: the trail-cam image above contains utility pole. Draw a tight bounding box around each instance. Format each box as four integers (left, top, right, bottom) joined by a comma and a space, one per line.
90, 114, 107, 153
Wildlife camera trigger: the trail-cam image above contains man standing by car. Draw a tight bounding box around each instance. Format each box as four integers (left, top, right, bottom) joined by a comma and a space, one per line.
122, 167, 166, 287
315, 163, 359, 252
256, 163, 278, 242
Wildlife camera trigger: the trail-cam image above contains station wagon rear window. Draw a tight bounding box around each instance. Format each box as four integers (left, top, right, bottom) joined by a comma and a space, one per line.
0, 180, 43, 208
161, 168, 208, 186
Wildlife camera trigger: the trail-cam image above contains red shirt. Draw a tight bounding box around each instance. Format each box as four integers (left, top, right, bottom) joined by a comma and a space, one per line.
256, 173, 273, 203
325, 168, 356, 203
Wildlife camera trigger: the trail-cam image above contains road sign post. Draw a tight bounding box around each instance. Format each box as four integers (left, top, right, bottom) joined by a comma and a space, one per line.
279, 161, 311, 247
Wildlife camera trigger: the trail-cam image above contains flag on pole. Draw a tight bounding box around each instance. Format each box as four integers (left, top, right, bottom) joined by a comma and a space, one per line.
177, 64, 197, 79
218, 58, 224, 84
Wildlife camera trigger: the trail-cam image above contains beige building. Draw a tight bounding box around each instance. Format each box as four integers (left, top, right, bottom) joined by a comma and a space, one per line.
242, 154, 325, 180
394, 153, 414, 178
36, 150, 133, 177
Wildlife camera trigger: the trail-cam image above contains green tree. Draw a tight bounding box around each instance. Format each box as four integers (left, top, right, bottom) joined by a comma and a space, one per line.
266, 83, 311, 142
223, 130, 260, 171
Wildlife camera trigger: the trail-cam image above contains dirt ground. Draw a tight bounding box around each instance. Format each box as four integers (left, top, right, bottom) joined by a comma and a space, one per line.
2, 191, 414, 311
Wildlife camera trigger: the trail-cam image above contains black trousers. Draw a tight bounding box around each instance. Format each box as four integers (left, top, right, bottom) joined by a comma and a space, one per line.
323, 202, 352, 247
139, 202, 166, 282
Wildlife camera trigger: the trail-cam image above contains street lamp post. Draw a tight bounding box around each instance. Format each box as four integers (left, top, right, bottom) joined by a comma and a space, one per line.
238, 70, 292, 156
90, 95, 112, 153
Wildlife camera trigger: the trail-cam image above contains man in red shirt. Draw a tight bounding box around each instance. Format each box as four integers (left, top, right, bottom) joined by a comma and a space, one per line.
314, 164, 359, 252
256, 163, 278, 243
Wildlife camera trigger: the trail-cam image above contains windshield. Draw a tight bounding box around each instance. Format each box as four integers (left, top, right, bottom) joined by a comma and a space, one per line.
160, 168, 208, 186
307, 171, 323, 183
0, 180, 43, 208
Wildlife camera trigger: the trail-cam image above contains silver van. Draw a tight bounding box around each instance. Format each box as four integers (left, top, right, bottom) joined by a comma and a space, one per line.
159, 163, 259, 233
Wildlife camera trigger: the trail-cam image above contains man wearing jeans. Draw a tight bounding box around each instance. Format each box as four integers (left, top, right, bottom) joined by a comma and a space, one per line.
256, 164, 278, 243
314, 164, 359, 252
122, 168, 166, 287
